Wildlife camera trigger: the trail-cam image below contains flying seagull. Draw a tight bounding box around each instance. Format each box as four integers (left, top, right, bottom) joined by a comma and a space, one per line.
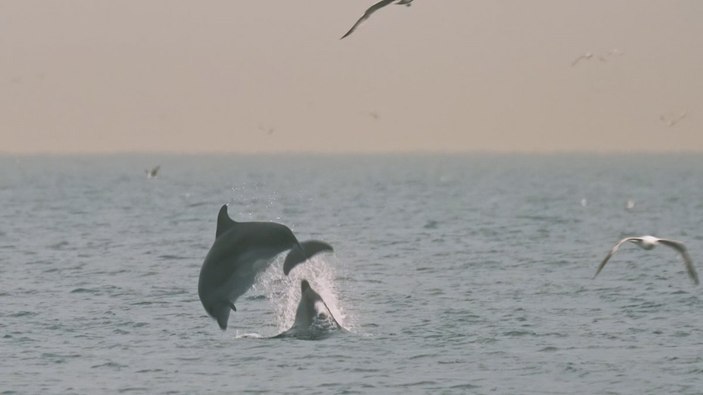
570, 48, 623, 67
660, 111, 688, 127
258, 124, 275, 135
593, 235, 699, 285
341, 0, 413, 39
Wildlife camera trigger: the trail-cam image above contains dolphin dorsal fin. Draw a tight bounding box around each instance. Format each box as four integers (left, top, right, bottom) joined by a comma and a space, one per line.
216, 204, 237, 238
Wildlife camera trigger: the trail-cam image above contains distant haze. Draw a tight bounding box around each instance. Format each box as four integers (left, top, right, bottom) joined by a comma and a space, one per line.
1, 1, 702, 154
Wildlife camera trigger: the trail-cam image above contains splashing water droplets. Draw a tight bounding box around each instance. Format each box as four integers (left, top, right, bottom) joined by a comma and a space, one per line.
257, 256, 350, 333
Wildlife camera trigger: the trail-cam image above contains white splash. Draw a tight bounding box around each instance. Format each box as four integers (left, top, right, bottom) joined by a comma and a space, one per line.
257, 256, 352, 334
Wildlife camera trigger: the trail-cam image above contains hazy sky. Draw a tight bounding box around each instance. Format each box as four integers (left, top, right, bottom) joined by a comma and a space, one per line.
2, 1, 702, 154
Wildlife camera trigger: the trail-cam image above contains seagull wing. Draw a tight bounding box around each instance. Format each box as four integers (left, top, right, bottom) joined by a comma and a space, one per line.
657, 239, 699, 285
570, 55, 586, 67
593, 237, 640, 279
571, 53, 592, 67
341, 0, 397, 39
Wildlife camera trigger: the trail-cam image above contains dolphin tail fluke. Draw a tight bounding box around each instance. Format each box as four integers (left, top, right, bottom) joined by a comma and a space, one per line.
283, 240, 334, 275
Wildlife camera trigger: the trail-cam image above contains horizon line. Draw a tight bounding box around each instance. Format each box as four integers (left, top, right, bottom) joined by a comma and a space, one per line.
2, 148, 703, 157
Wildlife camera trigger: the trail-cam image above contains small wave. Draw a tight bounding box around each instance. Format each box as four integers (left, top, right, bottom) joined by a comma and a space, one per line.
423, 220, 439, 229
437, 359, 467, 365
503, 330, 536, 337
409, 353, 439, 360
135, 369, 164, 374
70, 288, 96, 294
129, 301, 168, 306
117, 387, 150, 393
70, 285, 124, 296
158, 254, 189, 260
450, 383, 480, 390
8, 311, 37, 318
235, 332, 265, 339
48, 241, 70, 250
41, 352, 82, 363
394, 381, 439, 388
91, 361, 127, 369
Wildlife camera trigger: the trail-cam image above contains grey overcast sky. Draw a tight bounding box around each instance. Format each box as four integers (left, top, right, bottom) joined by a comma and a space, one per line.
1, 1, 702, 154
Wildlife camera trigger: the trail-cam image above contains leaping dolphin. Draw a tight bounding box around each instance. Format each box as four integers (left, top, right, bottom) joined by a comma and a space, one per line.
274, 280, 345, 340
198, 205, 334, 330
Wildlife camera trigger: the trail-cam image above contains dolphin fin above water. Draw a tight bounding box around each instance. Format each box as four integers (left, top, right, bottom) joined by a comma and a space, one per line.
198, 204, 334, 330
274, 279, 345, 340
215, 204, 237, 238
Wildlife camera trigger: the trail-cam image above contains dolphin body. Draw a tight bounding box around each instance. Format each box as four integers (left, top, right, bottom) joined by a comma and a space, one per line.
274, 280, 345, 340
198, 205, 333, 330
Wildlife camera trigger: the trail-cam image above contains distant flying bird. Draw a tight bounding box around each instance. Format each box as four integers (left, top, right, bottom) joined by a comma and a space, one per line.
597, 48, 624, 62
660, 111, 688, 127
604, 48, 624, 57
145, 165, 160, 179
341, 0, 413, 39
258, 124, 275, 135
593, 235, 699, 285
571, 48, 623, 67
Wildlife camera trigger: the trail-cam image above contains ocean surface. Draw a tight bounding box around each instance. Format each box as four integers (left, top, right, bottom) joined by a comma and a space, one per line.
1, 154, 702, 394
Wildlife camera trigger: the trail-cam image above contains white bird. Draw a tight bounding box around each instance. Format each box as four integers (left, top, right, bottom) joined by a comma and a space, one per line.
594, 235, 699, 285
341, 0, 413, 39
625, 199, 636, 211
571, 48, 623, 66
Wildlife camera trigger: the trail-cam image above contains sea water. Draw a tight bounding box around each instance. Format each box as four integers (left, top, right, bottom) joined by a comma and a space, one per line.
1, 154, 702, 394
